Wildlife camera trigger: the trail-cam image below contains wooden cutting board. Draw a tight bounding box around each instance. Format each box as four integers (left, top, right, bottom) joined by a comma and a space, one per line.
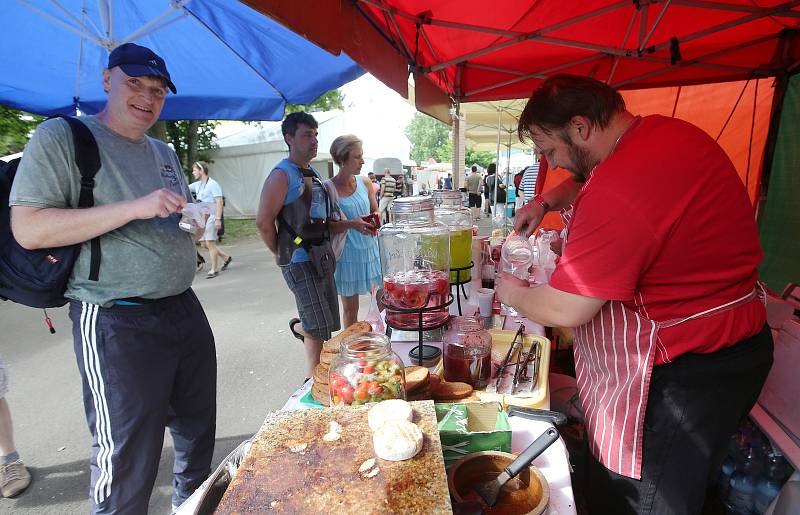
215, 400, 452, 514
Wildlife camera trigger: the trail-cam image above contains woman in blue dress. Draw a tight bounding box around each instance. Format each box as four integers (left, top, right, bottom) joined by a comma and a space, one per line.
327, 135, 382, 328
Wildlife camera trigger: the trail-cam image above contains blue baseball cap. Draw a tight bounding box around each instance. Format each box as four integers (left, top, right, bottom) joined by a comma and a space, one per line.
107, 43, 177, 94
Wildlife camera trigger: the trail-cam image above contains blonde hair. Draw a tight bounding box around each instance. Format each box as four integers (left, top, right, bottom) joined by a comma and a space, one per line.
329, 135, 362, 166
193, 161, 209, 176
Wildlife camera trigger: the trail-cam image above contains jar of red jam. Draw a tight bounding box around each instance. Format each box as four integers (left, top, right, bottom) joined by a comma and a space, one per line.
442, 316, 492, 389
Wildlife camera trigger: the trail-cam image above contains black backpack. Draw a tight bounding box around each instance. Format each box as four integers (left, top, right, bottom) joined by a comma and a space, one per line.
0, 116, 101, 316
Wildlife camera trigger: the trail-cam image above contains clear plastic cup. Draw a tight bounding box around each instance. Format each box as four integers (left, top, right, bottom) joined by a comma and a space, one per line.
476, 288, 495, 317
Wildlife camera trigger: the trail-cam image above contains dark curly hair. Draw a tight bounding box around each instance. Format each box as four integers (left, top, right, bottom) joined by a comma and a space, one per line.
518, 74, 625, 143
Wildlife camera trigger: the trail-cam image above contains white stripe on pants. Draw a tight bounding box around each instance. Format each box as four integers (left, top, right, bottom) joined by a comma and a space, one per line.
79, 302, 115, 506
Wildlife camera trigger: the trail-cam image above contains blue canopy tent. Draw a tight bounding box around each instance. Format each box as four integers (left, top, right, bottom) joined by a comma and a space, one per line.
2, 0, 364, 120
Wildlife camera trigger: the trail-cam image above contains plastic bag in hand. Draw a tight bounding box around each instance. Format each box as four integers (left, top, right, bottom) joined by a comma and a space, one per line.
501, 233, 534, 280
536, 229, 560, 270
178, 202, 215, 232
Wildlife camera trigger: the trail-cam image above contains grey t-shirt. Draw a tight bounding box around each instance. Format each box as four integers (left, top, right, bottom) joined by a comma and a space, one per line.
466, 173, 481, 194
10, 116, 195, 307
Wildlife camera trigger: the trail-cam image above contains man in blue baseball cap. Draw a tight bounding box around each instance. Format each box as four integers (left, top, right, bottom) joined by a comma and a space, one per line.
107, 42, 177, 94
10, 43, 217, 513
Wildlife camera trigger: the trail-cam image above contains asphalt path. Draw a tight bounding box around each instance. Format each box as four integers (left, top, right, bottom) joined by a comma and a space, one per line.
0, 236, 373, 514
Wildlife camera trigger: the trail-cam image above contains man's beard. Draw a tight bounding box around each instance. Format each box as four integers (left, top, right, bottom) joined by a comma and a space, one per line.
566, 140, 595, 183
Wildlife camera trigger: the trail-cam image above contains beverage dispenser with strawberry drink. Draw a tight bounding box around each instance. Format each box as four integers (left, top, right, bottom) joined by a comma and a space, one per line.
378, 197, 451, 332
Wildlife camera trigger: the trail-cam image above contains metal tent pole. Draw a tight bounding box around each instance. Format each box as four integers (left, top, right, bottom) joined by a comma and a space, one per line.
493, 107, 502, 223
505, 132, 512, 233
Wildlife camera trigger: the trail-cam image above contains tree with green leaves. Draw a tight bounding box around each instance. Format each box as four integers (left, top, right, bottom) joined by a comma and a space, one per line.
404, 112, 497, 167
465, 148, 495, 169
0, 106, 43, 156
285, 89, 344, 114
148, 120, 219, 178
2, 88, 343, 178
405, 113, 451, 164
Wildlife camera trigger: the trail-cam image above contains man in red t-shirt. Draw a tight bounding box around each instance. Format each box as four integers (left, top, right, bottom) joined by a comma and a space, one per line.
496, 75, 772, 514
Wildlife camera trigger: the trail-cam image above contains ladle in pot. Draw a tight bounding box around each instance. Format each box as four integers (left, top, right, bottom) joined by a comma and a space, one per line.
472, 427, 559, 508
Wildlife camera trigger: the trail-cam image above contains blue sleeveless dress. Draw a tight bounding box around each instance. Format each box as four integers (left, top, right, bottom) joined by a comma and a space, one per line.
334, 177, 382, 296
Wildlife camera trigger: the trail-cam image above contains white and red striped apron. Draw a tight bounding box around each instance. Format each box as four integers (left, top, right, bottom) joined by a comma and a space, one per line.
560, 204, 764, 479
573, 290, 762, 479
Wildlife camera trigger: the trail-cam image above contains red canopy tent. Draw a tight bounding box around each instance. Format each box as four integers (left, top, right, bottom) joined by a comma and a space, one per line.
244, 1, 798, 187
244, 1, 800, 112
244, 0, 799, 288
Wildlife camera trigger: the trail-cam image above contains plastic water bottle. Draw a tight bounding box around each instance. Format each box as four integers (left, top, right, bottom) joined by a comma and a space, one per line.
753, 452, 789, 514
310, 181, 327, 220
719, 449, 738, 503
727, 446, 763, 514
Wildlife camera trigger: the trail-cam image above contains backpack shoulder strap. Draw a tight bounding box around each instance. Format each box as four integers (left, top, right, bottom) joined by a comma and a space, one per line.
54, 116, 101, 208
50, 115, 102, 281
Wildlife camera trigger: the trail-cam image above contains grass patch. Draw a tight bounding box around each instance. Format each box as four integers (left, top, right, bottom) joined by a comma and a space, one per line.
219, 218, 260, 241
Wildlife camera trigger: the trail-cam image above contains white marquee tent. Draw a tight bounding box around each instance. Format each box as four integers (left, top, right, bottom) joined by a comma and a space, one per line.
207, 108, 411, 218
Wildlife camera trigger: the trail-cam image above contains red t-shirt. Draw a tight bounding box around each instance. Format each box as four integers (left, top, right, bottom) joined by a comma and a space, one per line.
549, 115, 765, 365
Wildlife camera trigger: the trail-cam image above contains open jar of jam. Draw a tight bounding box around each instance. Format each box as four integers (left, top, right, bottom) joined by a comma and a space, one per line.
442, 316, 492, 389
378, 196, 451, 329
328, 332, 405, 406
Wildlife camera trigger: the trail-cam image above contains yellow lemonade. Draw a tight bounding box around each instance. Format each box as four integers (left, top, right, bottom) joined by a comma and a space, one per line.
449, 228, 472, 283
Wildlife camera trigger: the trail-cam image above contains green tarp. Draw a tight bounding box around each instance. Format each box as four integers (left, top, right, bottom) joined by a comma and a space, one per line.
759, 74, 800, 291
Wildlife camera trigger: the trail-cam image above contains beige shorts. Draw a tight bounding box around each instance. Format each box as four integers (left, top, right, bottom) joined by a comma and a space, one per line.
378, 197, 393, 214
201, 214, 219, 241
0, 357, 8, 398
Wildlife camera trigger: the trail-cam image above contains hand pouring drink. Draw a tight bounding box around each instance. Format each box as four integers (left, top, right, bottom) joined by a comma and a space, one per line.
500, 234, 534, 316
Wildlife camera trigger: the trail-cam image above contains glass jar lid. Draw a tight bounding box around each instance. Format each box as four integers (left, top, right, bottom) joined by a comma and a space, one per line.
408, 344, 442, 362
449, 315, 483, 331
340, 332, 393, 360
391, 196, 435, 214
431, 190, 462, 206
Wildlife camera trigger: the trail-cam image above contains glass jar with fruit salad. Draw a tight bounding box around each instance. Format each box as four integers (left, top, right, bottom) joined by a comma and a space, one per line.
378, 196, 451, 329
328, 332, 406, 406
432, 190, 474, 285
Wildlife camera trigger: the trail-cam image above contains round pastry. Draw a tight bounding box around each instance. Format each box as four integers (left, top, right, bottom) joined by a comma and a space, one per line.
367, 399, 413, 431
372, 419, 424, 461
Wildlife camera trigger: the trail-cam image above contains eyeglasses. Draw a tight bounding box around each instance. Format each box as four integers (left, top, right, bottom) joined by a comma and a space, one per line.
124, 77, 168, 99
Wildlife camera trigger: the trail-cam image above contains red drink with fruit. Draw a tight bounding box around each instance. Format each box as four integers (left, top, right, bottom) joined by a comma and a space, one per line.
383, 269, 450, 329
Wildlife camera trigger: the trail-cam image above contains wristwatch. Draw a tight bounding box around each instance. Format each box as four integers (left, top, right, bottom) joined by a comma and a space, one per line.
533, 194, 550, 212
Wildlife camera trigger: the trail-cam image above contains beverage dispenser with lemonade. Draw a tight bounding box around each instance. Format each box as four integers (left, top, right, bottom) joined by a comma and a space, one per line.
431, 190, 473, 285
378, 197, 451, 329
